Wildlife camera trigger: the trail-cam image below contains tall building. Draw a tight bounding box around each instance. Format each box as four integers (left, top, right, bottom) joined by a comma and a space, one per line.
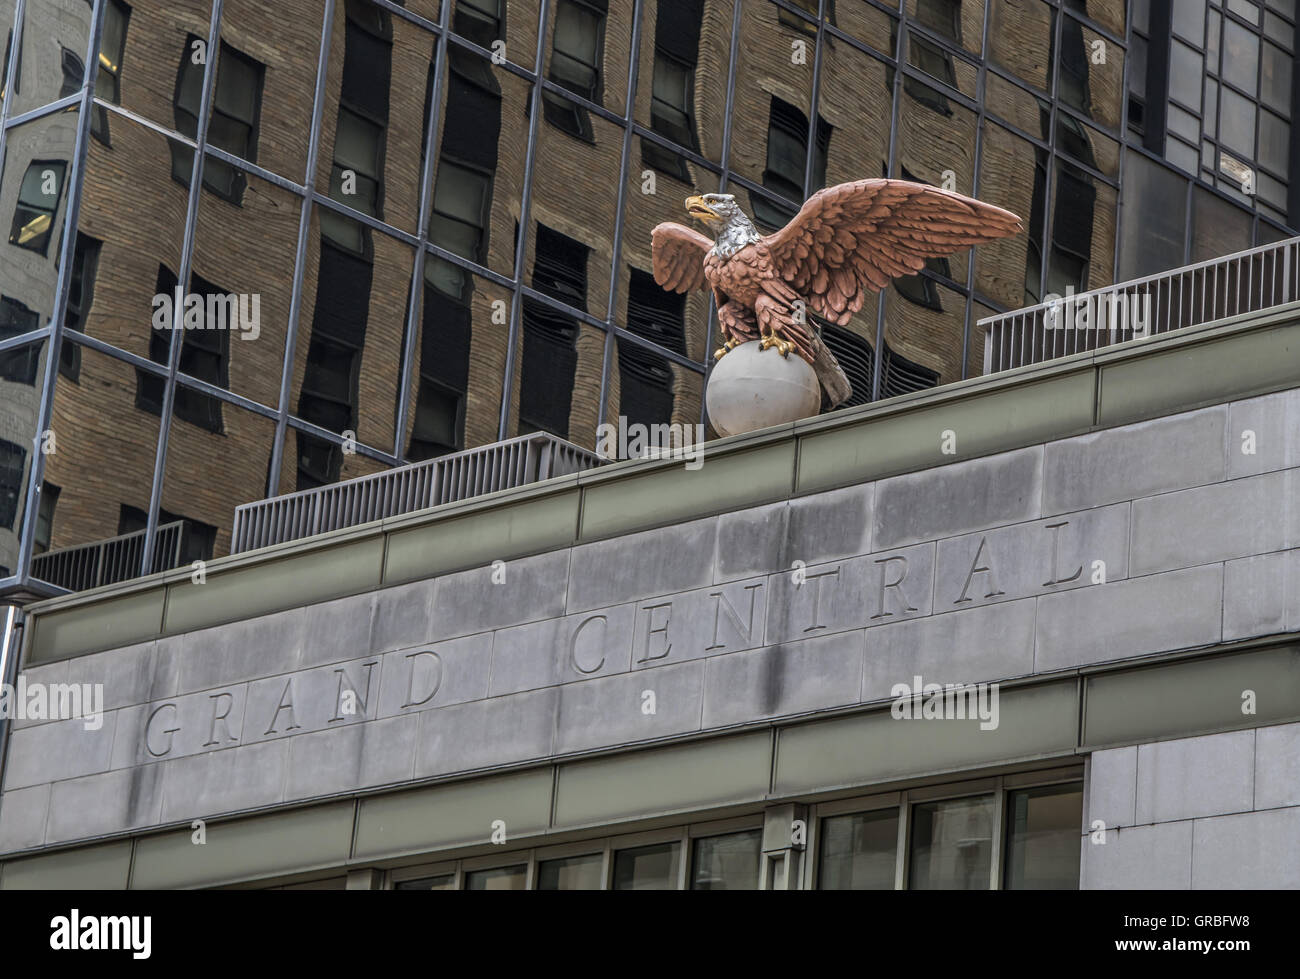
0, 0, 1298, 892
1, 0, 1296, 597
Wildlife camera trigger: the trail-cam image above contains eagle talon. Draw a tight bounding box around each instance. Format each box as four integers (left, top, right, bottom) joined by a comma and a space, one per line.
760, 335, 794, 357
714, 339, 740, 361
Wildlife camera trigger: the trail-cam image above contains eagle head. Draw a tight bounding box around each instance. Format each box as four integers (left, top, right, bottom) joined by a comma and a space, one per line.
684, 193, 745, 231
684, 193, 760, 256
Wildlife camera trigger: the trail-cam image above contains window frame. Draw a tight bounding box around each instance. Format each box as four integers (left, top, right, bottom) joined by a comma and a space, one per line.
8, 159, 68, 256
171, 36, 265, 203
806, 765, 1085, 890
385, 815, 764, 890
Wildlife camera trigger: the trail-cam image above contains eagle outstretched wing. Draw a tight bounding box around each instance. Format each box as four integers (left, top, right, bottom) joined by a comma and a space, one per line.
651, 222, 712, 293
763, 179, 1023, 325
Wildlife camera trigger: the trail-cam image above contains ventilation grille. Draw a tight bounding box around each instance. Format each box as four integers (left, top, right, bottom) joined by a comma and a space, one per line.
981, 236, 1300, 373
32, 520, 187, 592
231, 432, 601, 554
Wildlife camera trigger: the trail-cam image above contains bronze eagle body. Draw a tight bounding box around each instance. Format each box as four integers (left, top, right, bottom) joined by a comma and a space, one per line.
651, 179, 1023, 407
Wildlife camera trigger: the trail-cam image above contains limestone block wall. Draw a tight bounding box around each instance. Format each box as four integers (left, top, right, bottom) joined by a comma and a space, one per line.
1, 385, 1298, 890
1082, 723, 1300, 888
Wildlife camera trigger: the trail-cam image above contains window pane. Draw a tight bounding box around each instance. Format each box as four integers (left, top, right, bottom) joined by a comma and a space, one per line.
1263, 41, 1292, 111
690, 830, 761, 890
395, 874, 455, 889
433, 163, 489, 226
1190, 186, 1252, 263
908, 795, 994, 889
554, 1, 601, 65
1171, 0, 1206, 40
537, 853, 603, 889
216, 55, 259, 122
1170, 40, 1204, 108
612, 842, 680, 889
1219, 86, 1257, 158
819, 809, 898, 889
1004, 784, 1083, 889
1120, 151, 1187, 279
465, 865, 526, 889
10, 0, 93, 116
1260, 110, 1290, 174
334, 108, 382, 176
1223, 19, 1261, 95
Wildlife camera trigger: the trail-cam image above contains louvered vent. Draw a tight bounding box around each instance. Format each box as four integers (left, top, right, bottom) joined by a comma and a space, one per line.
231, 432, 601, 554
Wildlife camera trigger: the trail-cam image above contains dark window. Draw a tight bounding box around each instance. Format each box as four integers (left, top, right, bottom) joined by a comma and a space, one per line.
818, 809, 899, 889
324, 0, 393, 249
755, 97, 830, 226
626, 267, 686, 354
1047, 161, 1096, 295
8, 160, 67, 255
295, 432, 345, 490
0, 296, 40, 384
296, 238, 373, 488
92, 0, 130, 142
172, 37, 265, 202
34, 482, 59, 554
59, 47, 85, 100
519, 225, 586, 436
135, 266, 229, 433
550, 0, 604, 101
621, 268, 684, 426
64, 232, 102, 333
409, 253, 474, 463
408, 375, 465, 460
454, 0, 504, 48
1004, 784, 1084, 889
544, 0, 606, 139
1127, 33, 1147, 137
645, 0, 703, 172
0, 440, 25, 530
1056, 15, 1092, 117
690, 830, 762, 890
428, 53, 501, 271
617, 338, 674, 430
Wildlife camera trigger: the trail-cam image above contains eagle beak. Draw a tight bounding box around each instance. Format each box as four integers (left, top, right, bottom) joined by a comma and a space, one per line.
685, 195, 719, 221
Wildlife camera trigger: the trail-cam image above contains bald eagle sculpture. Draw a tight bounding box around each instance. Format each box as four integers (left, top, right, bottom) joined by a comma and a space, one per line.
651, 179, 1023, 407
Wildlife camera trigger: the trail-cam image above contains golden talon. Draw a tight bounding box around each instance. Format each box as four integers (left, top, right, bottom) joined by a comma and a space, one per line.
760, 335, 794, 357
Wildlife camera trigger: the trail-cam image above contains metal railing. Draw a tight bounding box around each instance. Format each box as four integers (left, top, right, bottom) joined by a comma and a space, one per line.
980, 236, 1300, 374
231, 432, 602, 554
31, 520, 186, 592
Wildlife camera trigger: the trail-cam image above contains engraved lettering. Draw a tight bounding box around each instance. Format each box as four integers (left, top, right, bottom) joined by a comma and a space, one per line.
265, 678, 301, 735
801, 568, 839, 632
955, 537, 1005, 604
570, 614, 608, 675
145, 703, 179, 757
1042, 521, 1084, 586
638, 602, 673, 662
401, 650, 443, 708
706, 583, 763, 650
330, 661, 379, 722
871, 556, 916, 619
202, 691, 238, 747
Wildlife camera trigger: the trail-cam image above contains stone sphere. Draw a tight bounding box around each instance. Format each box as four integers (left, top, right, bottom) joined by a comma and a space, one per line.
706, 340, 822, 437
